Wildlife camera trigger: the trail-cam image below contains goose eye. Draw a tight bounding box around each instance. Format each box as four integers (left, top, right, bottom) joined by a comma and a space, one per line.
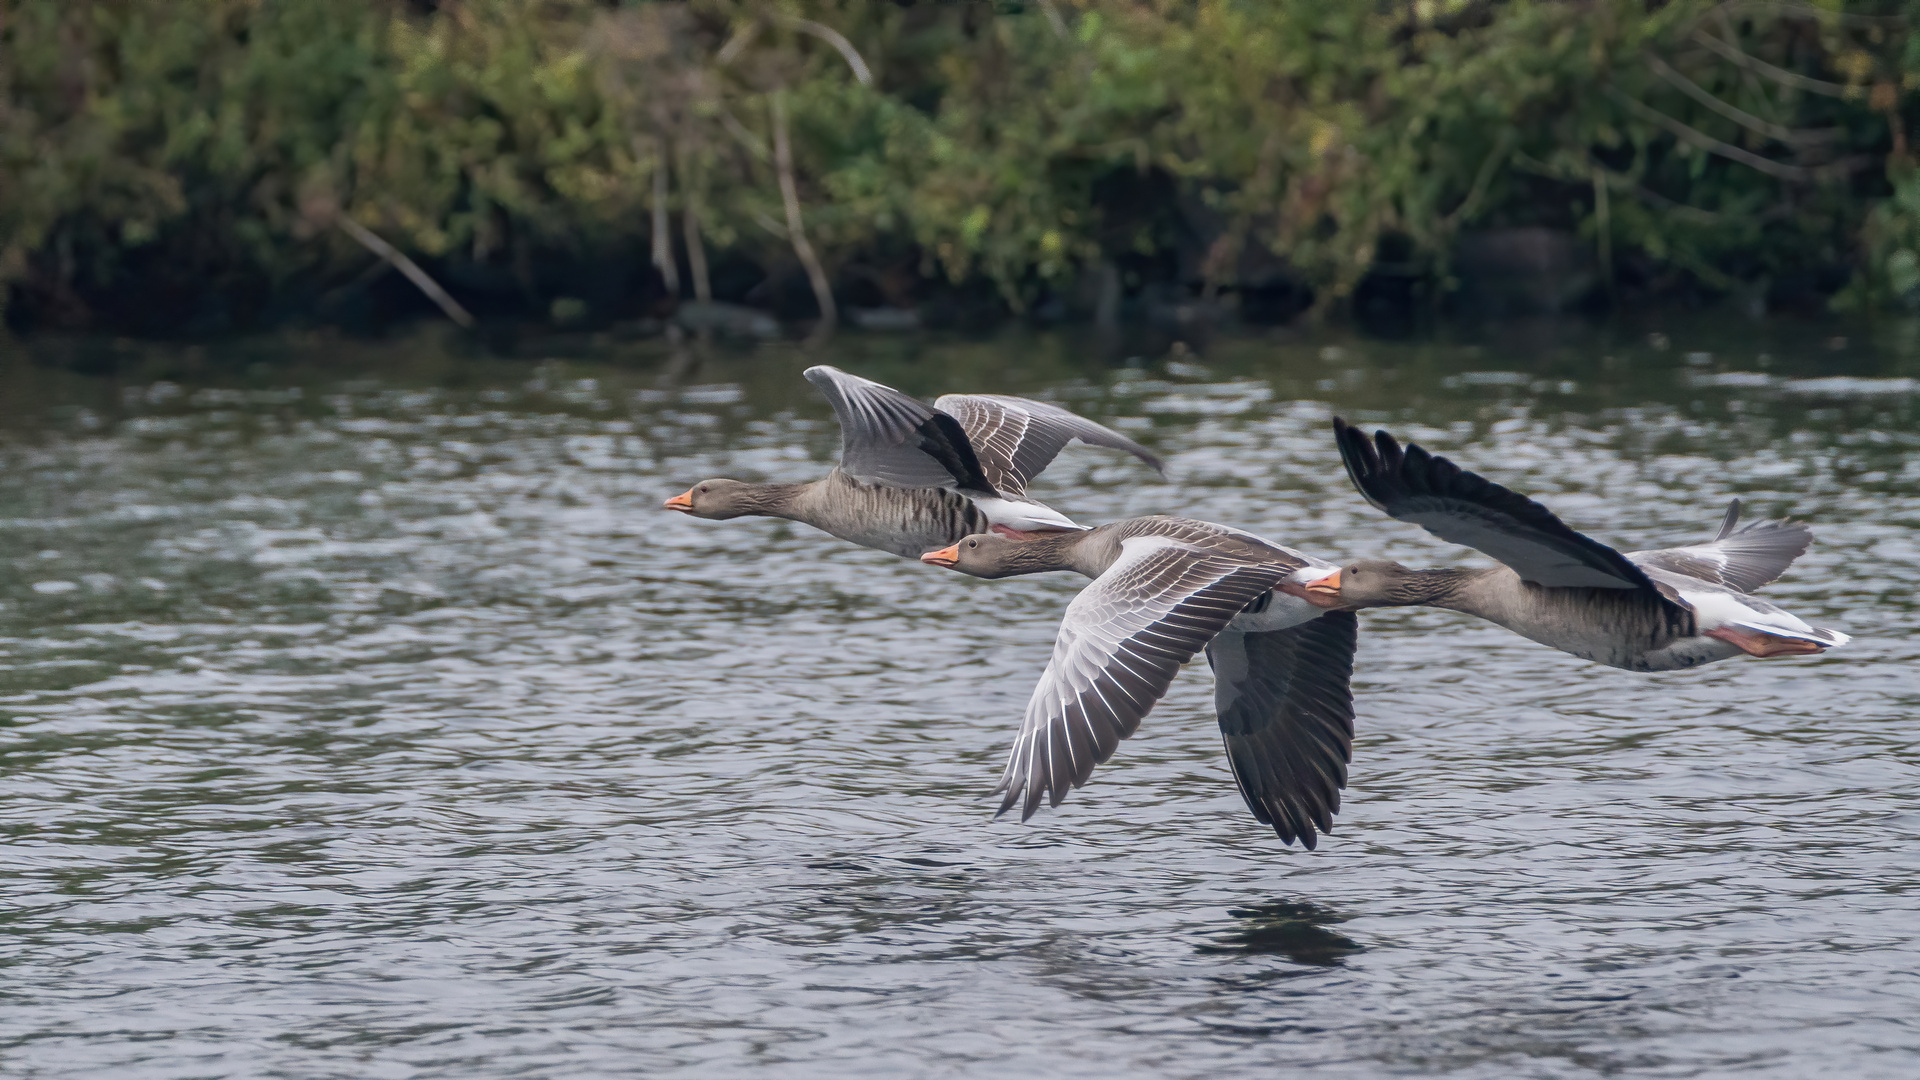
966, 539, 978, 548
698, 485, 710, 493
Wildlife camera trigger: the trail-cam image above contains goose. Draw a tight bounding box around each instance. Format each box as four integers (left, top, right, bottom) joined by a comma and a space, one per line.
920, 518, 1358, 848
1295, 419, 1849, 671
663, 366, 1164, 559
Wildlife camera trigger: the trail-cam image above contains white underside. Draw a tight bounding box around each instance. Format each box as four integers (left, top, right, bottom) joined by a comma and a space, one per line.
1226, 591, 1323, 633
1678, 586, 1851, 646
969, 495, 1086, 532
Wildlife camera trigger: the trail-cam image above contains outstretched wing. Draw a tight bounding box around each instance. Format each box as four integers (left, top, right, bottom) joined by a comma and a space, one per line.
935, 394, 1164, 498
1626, 498, 1812, 594
1333, 417, 1657, 591
804, 366, 993, 494
1205, 612, 1358, 850
997, 537, 1291, 821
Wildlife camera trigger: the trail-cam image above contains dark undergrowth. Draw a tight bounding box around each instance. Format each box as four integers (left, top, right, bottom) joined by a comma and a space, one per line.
3, 0, 1917, 340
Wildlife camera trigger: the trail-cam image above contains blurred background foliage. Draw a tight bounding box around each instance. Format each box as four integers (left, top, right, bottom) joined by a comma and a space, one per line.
0, 0, 1915, 335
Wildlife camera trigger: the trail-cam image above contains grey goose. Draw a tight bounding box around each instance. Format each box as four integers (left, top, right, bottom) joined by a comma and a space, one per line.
665, 366, 1164, 559
921, 518, 1357, 849
1298, 419, 1849, 671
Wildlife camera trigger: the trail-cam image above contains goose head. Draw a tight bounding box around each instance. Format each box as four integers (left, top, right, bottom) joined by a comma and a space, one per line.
1294, 559, 1424, 610
663, 479, 760, 519
920, 532, 1072, 578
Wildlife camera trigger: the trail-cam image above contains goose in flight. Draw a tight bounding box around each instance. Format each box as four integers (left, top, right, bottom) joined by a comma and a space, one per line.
1296, 419, 1848, 671
664, 366, 1164, 558
922, 518, 1357, 848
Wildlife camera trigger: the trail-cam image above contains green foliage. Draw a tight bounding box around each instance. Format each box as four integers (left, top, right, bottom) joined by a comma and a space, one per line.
0, 0, 1915, 328
1839, 163, 1920, 309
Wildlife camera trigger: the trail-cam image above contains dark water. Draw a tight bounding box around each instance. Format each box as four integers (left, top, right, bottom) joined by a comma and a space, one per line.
1, 321, 1915, 1078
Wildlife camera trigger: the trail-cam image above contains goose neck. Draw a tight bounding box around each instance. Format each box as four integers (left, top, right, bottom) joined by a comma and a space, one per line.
741, 481, 812, 519
1394, 567, 1489, 611
1022, 529, 1102, 577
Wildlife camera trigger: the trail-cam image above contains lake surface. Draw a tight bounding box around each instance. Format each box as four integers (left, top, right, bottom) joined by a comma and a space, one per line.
1, 319, 1916, 1078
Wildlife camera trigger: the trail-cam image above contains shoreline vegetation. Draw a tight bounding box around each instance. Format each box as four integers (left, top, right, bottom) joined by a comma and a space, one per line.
3, 0, 1917, 340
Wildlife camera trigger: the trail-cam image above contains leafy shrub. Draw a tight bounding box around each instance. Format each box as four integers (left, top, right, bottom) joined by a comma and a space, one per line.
0, 0, 1913, 330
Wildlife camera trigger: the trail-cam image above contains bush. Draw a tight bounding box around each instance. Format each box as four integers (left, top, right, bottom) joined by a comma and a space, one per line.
1, 0, 1914, 332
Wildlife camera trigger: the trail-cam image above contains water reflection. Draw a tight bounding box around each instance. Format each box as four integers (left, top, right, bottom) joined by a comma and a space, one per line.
1198, 899, 1362, 965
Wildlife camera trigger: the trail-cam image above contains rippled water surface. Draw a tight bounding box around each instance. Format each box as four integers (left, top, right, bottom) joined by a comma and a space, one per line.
2, 321, 1917, 1078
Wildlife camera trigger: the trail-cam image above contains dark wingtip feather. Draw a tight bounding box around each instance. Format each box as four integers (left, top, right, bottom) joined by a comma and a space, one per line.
1336, 424, 1661, 593
994, 779, 1020, 819
1330, 417, 1392, 513
916, 412, 996, 496
1717, 498, 1742, 540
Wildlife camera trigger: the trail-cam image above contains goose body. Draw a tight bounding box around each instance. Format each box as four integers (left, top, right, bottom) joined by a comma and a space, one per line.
665, 367, 1164, 555
748, 470, 990, 559
922, 517, 1357, 848
1305, 420, 1849, 672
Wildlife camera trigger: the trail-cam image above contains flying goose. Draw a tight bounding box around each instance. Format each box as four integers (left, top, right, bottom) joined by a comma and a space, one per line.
1296, 419, 1849, 671
664, 366, 1165, 558
921, 518, 1358, 848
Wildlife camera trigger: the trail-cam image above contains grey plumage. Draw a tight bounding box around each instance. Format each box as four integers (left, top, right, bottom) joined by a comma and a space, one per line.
668, 367, 1165, 554
803, 366, 992, 493
928, 517, 1357, 847
934, 393, 1166, 497
1207, 613, 1358, 849
1626, 499, 1812, 594
1335, 417, 1658, 591
1322, 420, 1846, 671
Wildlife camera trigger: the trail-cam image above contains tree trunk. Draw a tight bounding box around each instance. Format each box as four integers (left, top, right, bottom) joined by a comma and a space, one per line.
678, 145, 711, 303
771, 89, 835, 338
647, 139, 680, 296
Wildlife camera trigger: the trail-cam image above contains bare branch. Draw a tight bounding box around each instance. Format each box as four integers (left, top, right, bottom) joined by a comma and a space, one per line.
773, 15, 873, 86
336, 217, 475, 329
715, 20, 760, 67
1689, 28, 1853, 99
677, 145, 712, 304
1644, 52, 1842, 147
1592, 162, 1614, 305
1610, 88, 1867, 182
1037, 0, 1071, 40
1442, 128, 1516, 230
642, 138, 680, 296
771, 89, 836, 338
1514, 150, 1789, 228
717, 104, 770, 161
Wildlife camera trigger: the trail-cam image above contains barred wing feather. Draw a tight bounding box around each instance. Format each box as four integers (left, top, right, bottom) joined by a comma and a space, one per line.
996, 536, 1288, 820
936, 393, 1164, 498
804, 366, 992, 493
1626, 499, 1812, 594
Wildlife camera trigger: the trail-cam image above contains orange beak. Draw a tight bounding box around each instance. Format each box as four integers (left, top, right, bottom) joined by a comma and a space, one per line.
920, 544, 961, 568
663, 490, 695, 513
1302, 569, 1342, 606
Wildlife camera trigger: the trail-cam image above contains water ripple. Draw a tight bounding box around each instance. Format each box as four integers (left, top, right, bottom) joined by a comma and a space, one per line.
0, 327, 1916, 1078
